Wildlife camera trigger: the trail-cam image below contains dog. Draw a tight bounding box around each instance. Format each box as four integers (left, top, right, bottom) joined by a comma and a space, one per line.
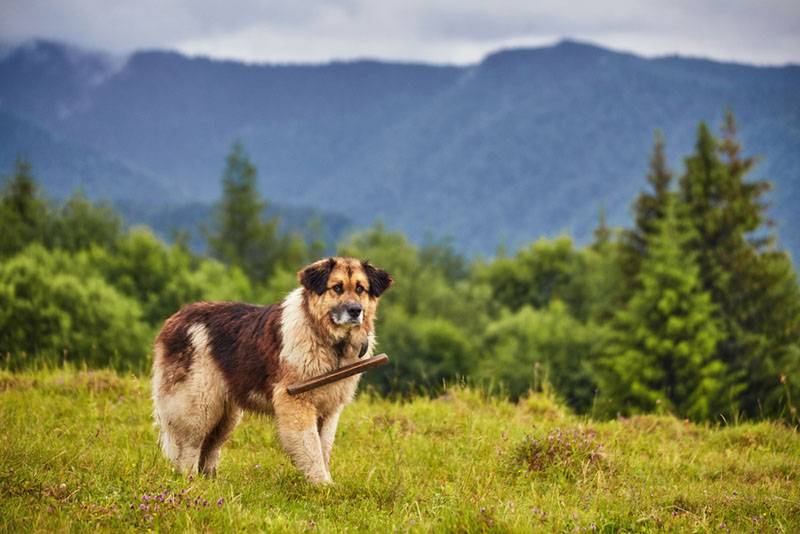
151, 257, 392, 484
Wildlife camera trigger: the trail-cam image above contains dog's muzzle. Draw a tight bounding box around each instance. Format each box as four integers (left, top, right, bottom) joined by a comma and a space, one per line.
331, 303, 363, 325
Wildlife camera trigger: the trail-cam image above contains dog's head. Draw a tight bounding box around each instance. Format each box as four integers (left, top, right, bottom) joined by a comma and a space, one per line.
298, 257, 392, 332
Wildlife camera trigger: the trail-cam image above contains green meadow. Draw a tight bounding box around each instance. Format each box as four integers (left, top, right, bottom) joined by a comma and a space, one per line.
1, 369, 798, 532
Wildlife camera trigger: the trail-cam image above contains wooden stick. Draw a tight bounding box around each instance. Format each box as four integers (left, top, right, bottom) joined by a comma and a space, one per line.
286, 353, 390, 395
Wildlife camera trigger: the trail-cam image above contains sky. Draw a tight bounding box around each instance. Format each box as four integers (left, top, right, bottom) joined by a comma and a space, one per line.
1, 0, 799, 66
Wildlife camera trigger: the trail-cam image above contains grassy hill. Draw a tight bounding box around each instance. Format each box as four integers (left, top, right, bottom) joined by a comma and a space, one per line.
1, 369, 798, 532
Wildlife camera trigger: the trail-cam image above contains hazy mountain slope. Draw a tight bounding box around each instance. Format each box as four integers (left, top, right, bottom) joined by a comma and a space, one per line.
0, 109, 169, 202
78, 53, 461, 200
115, 200, 351, 254
1, 39, 797, 257
337, 43, 800, 253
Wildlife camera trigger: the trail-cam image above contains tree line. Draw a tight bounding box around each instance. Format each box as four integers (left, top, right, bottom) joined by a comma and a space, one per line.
1, 112, 798, 422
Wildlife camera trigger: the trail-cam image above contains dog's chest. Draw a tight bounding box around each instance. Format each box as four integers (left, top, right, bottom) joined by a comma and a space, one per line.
307, 373, 361, 416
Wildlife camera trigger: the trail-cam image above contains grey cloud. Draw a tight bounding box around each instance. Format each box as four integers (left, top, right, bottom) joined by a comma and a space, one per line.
1, 0, 798, 65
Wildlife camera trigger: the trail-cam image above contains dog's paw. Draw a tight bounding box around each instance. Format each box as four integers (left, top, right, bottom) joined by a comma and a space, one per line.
202, 467, 217, 479
308, 471, 333, 485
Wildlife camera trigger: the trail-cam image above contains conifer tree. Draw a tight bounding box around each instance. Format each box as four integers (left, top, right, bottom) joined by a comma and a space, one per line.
205, 142, 283, 282
619, 131, 673, 294
633, 130, 672, 250
0, 157, 49, 257
591, 206, 611, 250
679, 112, 800, 418
586, 207, 624, 323
598, 196, 725, 420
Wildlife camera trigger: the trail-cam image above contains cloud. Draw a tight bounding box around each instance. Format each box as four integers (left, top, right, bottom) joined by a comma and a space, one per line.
1, 0, 798, 65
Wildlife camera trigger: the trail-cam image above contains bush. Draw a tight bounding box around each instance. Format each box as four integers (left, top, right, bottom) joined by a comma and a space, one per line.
478, 236, 592, 319
478, 301, 598, 410
371, 310, 476, 394
0, 245, 151, 370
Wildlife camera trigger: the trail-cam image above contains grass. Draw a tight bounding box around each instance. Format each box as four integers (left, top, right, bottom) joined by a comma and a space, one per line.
1, 369, 799, 532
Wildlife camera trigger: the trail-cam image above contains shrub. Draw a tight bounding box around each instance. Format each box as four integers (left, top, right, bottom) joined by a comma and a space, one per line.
0, 245, 151, 370
478, 301, 598, 409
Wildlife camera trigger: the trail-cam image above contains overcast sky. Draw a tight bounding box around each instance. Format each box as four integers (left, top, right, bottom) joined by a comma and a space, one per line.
1, 0, 799, 66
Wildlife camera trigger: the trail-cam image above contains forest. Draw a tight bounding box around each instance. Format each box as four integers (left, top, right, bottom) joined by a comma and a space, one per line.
1, 111, 798, 423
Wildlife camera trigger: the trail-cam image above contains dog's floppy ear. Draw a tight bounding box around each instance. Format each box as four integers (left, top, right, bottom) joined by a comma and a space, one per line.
299, 258, 336, 295
362, 260, 393, 297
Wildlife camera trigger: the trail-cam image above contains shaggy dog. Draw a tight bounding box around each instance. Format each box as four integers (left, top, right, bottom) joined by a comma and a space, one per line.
151, 257, 392, 484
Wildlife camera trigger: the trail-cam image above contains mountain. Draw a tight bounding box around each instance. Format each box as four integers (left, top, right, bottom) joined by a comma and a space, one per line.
0, 108, 169, 202
1, 39, 798, 258
115, 200, 351, 254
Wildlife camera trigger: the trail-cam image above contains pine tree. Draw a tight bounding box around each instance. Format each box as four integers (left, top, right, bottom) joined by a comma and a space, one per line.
679, 113, 800, 418
586, 207, 624, 323
205, 142, 282, 282
619, 131, 673, 297
592, 206, 611, 250
633, 130, 672, 250
0, 157, 49, 257
598, 196, 725, 420
718, 109, 770, 248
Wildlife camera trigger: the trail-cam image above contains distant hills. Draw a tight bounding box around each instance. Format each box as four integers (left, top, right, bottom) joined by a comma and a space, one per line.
1, 39, 798, 258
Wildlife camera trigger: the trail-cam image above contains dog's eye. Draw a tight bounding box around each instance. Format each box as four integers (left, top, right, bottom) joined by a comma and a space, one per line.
355, 284, 364, 295
332, 284, 344, 295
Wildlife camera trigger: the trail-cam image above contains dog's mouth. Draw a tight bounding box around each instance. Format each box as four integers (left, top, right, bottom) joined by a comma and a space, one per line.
330, 305, 363, 326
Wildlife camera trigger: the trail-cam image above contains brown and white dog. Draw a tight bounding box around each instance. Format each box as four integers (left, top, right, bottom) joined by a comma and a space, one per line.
151, 257, 392, 484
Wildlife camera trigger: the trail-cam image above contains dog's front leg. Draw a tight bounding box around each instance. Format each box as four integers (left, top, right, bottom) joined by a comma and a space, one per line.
318, 408, 342, 469
274, 399, 331, 484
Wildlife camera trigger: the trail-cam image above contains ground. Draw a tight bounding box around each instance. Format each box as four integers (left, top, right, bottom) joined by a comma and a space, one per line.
0, 369, 798, 532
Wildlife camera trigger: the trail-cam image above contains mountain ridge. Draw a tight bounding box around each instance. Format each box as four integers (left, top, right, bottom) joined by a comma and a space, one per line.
1, 38, 798, 257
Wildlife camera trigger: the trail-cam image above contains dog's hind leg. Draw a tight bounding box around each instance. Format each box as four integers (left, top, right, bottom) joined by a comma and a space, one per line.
153, 383, 212, 475
174, 439, 203, 475
155, 417, 180, 467
156, 412, 204, 474
153, 323, 231, 477
199, 402, 242, 477
158, 409, 205, 475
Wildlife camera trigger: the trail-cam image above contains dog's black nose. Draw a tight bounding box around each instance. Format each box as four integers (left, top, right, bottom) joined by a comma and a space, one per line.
346, 304, 362, 318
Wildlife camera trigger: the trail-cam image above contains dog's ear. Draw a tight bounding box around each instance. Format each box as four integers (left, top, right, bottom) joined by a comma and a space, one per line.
362, 260, 393, 297
298, 258, 336, 295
